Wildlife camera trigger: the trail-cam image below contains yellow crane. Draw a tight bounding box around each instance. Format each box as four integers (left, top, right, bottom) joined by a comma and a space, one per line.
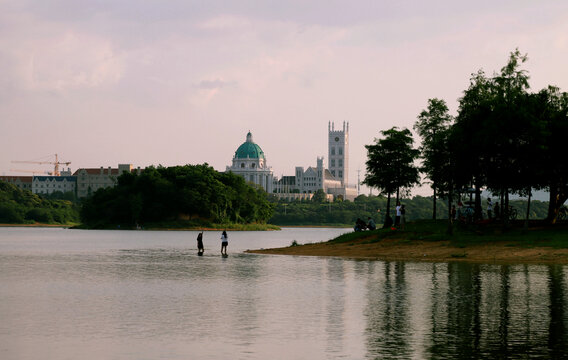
11, 154, 71, 176
9, 169, 52, 176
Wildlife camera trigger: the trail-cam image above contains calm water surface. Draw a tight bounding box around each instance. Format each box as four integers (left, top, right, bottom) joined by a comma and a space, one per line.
1, 228, 567, 359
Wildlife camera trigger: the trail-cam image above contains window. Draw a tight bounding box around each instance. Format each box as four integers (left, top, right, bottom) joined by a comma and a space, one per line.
338, 147, 343, 155
241, 163, 245, 168
339, 171, 343, 178
331, 170, 335, 176
331, 159, 335, 167
331, 147, 335, 155
251, 163, 256, 168
338, 159, 343, 167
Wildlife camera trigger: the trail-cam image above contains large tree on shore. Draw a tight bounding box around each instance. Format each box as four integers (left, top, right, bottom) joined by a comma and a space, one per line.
452, 69, 493, 220
363, 127, 420, 226
414, 98, 453, 220
538, 86, 568, 223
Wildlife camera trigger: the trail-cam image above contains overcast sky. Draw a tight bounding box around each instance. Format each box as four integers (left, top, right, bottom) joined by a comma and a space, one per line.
1, 0, 567, 196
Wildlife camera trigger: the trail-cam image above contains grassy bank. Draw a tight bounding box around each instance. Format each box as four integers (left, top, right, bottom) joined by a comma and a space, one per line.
248, 220, 568, 264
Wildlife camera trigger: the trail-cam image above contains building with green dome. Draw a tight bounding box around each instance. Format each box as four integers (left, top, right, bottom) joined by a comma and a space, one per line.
226, 132, 274, 193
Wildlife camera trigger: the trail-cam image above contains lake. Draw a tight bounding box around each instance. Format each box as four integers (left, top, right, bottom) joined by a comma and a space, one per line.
1, 227, 567, 359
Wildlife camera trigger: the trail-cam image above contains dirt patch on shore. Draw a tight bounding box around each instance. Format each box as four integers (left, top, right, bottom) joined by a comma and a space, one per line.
247, 236, 568, 264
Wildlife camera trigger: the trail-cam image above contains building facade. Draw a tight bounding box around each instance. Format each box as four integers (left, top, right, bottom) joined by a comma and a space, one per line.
328, 121, 349, 186
0, 176, 33, 192
226, 132, 274, 193
74, 164, 140, 198
32, 176, 76, 195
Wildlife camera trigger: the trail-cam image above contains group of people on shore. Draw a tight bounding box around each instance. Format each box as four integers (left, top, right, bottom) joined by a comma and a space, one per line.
196, 230, 228, 256
354, 201, 407, 231
451, 198, 503, 223
354, 217, 376, 231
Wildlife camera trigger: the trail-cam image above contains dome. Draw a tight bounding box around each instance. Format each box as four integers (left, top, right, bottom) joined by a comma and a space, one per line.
235, 132, 265, 159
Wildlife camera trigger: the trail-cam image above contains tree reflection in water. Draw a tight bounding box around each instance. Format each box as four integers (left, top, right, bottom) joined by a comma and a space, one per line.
363, 262, 568, 359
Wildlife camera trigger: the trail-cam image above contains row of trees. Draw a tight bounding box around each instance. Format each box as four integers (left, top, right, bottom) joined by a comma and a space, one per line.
80, 164, 274, 228
0, 181, 79, 224
364, 49, 568, 227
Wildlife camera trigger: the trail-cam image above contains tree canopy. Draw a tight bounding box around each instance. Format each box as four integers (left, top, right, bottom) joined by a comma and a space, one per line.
363, 127, 420, 225
80, 164, 274, 228
0, 181, 79, 224
411, 49, 568, 224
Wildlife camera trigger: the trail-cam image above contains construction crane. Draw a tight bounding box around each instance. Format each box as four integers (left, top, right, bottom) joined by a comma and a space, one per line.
9, 169, 52, 176
11, 154, 71, 176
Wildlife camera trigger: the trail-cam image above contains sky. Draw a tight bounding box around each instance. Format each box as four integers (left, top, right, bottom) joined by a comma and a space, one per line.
1, 0, 567, 196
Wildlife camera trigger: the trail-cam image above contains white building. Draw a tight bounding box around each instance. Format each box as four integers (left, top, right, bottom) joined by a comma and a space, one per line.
32, 176, 76, 195
226, 132, 274, 193
328, 121, 349, 185
273, 122, 357, 201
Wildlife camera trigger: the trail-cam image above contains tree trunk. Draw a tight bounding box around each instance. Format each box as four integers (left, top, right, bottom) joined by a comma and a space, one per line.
500, 188, 505, 224
433, 188, 437, 221
447, 189, 453, 235
524, 187, 531, 230
504, 190, 510, 228
474, 181, 482, 221
384, 193, 392, 228
547, 186, 568, 224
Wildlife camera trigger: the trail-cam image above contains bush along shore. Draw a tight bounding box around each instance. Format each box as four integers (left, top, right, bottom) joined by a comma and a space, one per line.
247, 220, 568, 264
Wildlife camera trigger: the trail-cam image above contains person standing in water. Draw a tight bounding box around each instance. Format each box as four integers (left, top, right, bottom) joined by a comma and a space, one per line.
196, 231, 204, 255
221, 230, 228, 255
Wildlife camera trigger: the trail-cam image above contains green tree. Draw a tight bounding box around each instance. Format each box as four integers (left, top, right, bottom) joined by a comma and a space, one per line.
363, 127, 420, 226
537, 86, 568, 222
312, 189, 327, 203
414, 98, 453, 220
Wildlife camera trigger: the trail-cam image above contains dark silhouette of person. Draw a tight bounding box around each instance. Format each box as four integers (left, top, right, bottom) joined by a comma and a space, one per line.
221, 230, 228, 255
197, 231, 204, 255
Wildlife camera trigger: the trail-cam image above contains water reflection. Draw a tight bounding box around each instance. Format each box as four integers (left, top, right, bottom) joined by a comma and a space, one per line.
1, 228, 568, 360
362, 262, 568, 359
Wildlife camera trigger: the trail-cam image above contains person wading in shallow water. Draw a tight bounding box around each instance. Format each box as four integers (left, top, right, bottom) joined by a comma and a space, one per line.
221, 230, 228, 256
196, 231, 204, 255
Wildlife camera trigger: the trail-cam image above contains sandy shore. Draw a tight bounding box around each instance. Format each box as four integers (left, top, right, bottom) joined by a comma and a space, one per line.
247, 234, 568, 264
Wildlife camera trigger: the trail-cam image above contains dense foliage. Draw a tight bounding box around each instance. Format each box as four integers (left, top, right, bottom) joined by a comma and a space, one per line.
80, 164, 274, 228
268, 194, 549, 226
0, 181, 79, 224
450, 50, 568, 223
364, 49, 568, 225
363, 127, 420, 225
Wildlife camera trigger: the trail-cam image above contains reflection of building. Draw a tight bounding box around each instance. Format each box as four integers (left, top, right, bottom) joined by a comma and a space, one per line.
0, 176, 32, 192
226, 132, 274, 193
74, 164, 141, 198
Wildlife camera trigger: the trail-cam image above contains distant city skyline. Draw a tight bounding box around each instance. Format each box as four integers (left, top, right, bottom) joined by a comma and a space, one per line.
1, 1, 567, 197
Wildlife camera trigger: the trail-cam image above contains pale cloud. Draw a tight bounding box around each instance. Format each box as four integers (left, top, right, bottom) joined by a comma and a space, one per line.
195, 79, 237, 90
26, 31, 123, 92
0, 11, 124, 94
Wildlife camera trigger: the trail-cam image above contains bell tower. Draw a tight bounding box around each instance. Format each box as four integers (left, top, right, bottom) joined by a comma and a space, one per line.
328, 121, 349, 186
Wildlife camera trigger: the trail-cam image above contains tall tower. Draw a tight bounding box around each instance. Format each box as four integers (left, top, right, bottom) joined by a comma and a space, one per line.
328, 121, 349, 186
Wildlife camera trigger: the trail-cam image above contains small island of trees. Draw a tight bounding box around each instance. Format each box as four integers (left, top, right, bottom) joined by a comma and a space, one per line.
80, 164, 275, 229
